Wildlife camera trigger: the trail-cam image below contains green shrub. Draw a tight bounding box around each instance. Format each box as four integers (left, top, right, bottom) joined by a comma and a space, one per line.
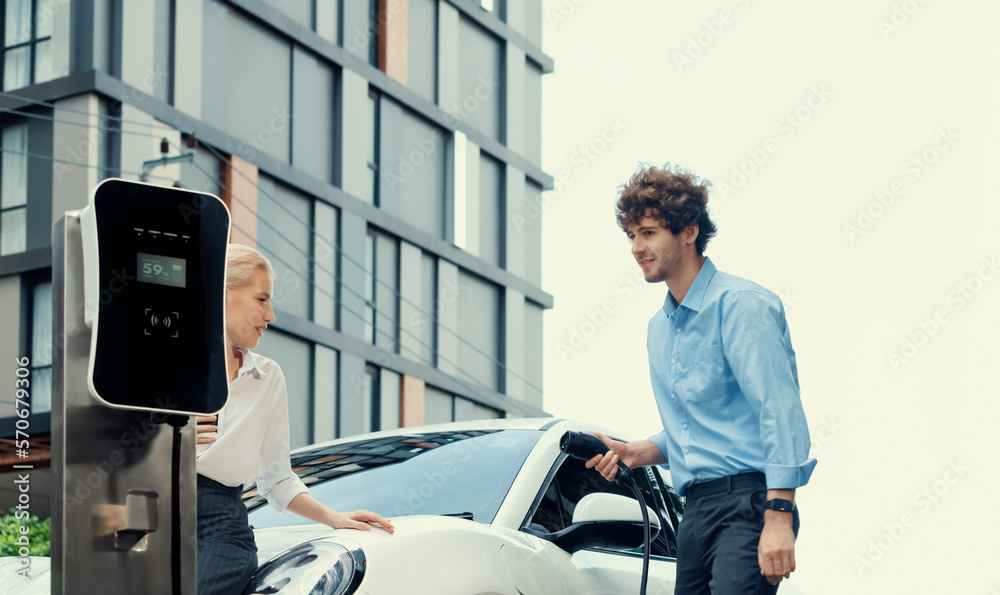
0, 513, 50, 556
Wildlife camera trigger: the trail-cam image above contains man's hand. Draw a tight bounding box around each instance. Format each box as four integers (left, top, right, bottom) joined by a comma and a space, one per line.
584, 432, 641, 482
758, 489, 796, 585
196, 415, 217, 445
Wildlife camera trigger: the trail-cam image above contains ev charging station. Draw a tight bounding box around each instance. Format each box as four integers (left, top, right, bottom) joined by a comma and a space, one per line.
50, 179, 230, 594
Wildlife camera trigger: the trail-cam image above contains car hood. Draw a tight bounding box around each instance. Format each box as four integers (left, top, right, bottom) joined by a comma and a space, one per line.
252, 514, 497, 564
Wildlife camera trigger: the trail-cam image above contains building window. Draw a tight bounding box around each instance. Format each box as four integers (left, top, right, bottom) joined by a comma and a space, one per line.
365, 227, 400, 353
364, 229, 376, 343
367, 88, 381, 206
0, 122, 27, 256
367, 0, 379, 68
457, 270, 502, 390
478, 151, 504, 267
258, 178, 313, 321
417, 251, 437, 367
457, 15, 504, 141
254, 328, 313, 449
361, 364, 400, 434
424, 384, 453, 424
2, 0, 57, 90
407, 0, 437, 103
363, 363, 380, 432
27, 277, 52, 414
393, 106, 447, 240
424, 386, 501, 424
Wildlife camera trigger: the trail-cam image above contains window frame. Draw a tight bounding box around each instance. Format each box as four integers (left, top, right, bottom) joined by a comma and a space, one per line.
363, 362, 380, 432
22, 269, 52, 414
1, 0, 54, 90
0, 119, 29, 257
367, 87, 381, 207
521, 451, 681, 562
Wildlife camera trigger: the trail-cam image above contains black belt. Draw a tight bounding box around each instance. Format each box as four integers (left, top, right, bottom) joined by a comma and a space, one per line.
685, 471, 765, 500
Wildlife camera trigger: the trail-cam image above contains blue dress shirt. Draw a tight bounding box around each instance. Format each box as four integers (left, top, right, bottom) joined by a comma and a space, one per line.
647, 258, 816, 496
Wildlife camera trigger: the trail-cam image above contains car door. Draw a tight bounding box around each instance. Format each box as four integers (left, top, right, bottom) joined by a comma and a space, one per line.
522, 456, 680, 594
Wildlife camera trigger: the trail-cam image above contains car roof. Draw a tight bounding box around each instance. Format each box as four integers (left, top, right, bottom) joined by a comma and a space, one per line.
291, 417, 567, 455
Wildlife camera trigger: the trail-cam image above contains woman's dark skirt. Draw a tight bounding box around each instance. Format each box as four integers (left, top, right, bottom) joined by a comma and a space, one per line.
196, 474, 258, 595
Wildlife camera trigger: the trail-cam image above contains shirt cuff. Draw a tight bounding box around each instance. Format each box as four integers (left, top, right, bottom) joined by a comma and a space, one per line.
263, 475, 309, 516
647, 430, 670, 469
764, 458, 817, 490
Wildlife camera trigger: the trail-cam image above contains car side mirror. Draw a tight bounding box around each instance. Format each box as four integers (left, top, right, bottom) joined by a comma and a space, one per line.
540, 493, 661, 554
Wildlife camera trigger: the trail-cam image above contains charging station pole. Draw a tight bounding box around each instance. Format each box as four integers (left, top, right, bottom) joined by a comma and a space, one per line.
50, 180, 230, 594
51, 211, 196, 593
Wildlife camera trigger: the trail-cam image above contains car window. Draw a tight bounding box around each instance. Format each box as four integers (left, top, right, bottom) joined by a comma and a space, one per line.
526, 458, 679, 559
246, 429, 542, 528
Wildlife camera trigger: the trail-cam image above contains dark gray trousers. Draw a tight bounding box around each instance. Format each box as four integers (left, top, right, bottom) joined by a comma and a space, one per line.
197, 475, 258, 595
676, 473, 801, 595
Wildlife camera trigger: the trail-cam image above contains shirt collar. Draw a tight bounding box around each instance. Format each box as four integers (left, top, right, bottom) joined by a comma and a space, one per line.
662, 257, 717, 316
235, 346, 267, 379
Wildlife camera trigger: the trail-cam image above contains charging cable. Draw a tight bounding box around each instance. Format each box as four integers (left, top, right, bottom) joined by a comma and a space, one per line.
560, 431, 651, 595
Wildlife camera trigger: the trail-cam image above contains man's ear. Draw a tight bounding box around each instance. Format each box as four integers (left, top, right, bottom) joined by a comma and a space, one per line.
683, 223, 700, 246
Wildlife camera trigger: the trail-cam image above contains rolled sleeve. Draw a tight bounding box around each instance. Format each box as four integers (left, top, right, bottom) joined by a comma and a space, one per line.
722, 290, 816, 490
259, 474, 309, 515
647, 430, 671, 469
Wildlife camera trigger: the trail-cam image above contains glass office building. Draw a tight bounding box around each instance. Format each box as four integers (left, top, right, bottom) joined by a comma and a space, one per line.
0, 0, 552, 518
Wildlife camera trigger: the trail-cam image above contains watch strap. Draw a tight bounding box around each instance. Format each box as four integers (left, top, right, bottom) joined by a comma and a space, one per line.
764, 498, 796, 513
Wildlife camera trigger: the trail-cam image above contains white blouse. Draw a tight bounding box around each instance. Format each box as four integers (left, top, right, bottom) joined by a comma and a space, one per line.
196, 347, 308, 515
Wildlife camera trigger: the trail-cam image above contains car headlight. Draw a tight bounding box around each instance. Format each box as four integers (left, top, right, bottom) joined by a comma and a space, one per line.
243, 539, 366, 595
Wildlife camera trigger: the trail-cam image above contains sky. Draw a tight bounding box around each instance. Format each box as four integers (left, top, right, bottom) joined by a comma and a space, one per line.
538, 1, 1000, 593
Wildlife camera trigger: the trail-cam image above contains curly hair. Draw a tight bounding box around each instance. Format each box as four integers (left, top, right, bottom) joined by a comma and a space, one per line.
615, 163, 717, 254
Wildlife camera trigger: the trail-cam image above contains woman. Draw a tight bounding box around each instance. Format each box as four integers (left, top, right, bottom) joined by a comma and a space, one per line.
195, 244, 394, 595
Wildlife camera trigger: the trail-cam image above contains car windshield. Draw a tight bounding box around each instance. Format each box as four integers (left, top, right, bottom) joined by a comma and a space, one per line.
245, 428, 542, 529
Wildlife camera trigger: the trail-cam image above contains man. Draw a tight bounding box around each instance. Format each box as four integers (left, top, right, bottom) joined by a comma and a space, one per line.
587, 164, 816, 594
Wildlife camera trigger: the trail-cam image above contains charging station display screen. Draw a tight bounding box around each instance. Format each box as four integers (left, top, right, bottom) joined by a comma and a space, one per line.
88, 180, 230, 415
137, 252, 186, 288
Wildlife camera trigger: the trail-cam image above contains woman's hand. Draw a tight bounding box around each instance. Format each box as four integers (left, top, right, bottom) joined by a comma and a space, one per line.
329, 510, 395, 534
196, 415, 218, 445
287, 494, 395, 535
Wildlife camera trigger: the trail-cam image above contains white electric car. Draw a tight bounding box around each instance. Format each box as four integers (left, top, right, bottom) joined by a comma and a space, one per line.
241, 418, 684, 595
1, 418, 808, 594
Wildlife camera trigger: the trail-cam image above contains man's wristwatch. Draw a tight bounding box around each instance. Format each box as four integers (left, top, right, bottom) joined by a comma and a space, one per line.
763, 498, 796, 513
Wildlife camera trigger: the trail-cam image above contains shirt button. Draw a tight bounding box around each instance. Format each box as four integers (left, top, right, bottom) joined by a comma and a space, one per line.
676, 327, 681, 332
682, 424, 688, 429
684, 448, 689, 454
671, 394, 676, 399
697, 474, 703, 479
671, 358, 675, 364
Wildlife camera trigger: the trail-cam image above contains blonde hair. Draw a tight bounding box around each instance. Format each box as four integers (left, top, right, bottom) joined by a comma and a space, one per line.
226, 243, 274, 289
